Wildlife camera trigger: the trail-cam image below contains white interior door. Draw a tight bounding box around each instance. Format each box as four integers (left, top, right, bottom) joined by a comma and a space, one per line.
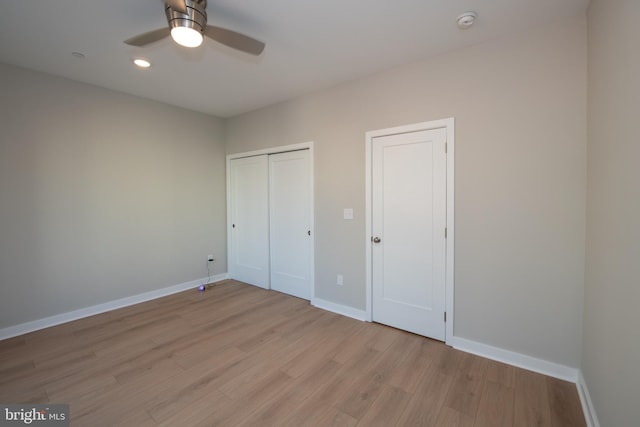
229, 156, 270, 289
269, 150, 312, 300
371, 128, 447, 340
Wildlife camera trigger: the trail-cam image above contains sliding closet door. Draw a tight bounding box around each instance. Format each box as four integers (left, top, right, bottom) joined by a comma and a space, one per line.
229, 156, 269, 289
269, 150, 312, 300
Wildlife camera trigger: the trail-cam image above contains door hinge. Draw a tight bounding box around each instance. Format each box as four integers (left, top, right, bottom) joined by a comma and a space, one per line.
445, 227, 447, 238
445, 142, 448, 154
444, 312, 447, 322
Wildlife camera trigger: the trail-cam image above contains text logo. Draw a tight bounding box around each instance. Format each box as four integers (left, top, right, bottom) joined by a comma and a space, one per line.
1, 404, 69, 426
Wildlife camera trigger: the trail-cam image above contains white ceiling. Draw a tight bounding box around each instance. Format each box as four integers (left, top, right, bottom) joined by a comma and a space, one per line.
0, 0, 589, 118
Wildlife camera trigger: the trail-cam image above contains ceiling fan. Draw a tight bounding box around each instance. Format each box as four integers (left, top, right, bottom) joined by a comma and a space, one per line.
124, 0, 265, 55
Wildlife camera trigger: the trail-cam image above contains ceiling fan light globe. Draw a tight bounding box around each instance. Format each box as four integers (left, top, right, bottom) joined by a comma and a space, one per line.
171, 27, 203, 47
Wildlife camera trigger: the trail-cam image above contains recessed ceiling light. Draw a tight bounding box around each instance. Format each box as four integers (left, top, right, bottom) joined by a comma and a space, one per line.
71, 52, 85, 59
133, 58, 151, 68
457, 11, 477, 29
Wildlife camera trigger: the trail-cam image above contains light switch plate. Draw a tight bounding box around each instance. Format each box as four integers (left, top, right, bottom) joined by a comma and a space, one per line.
343, 208, 354, 220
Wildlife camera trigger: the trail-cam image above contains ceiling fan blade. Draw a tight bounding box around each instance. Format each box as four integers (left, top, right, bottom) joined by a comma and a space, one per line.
124, 28, 171, 46
165, 0, 188, 14
204, 26, 265, 55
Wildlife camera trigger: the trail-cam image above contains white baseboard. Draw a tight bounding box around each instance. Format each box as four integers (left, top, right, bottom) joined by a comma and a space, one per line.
577, 370, 600, 427
311, 297, 367, 321
447, 336, 578, 383
0, 273, 230, 341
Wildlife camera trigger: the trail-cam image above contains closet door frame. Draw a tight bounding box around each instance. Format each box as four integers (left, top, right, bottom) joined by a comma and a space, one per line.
226, 142, 315, 299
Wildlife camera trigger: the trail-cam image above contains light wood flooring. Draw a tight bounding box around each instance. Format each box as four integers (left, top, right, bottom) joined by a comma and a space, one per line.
0, 280, 586, 426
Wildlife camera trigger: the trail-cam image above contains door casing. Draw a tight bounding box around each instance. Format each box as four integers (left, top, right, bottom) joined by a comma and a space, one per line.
365, 118, 455, 343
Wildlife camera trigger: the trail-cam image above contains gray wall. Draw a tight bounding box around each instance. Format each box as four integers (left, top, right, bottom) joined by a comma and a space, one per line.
226, 15, 587, 368
584, 1, 640, 426
0, 63, 227, 328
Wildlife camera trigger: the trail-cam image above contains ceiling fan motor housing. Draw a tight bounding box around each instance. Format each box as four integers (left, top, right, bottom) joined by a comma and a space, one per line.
166, 0, 207, 34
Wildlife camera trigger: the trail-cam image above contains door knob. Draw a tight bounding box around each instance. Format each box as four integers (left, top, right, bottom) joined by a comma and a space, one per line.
372, 237, 381, 243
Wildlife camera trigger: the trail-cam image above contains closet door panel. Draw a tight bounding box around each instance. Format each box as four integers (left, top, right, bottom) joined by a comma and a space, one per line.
229, 155, 269, 288
269, 150, 312, 300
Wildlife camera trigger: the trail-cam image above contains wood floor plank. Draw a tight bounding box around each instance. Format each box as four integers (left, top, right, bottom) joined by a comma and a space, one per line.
434, 406, 475, 426
485, 359, 517, 388
15, 328, 80, 365
237, 358, 342, 426
110, 409, 157, 427
0, 359, 35, 386
33, 347, 97, 371
336, 373, 385, 420
514, 369, 553, 426
281, 401, 358, 427
368, 332, 417, 385
474, 380, 515, 427
272, 305, 327, 341
0, 280, 586, 427
338, 344, 383, 375
156, 393, 231, 427
219, 359, 294, 400
443, 352, 488, 418
146, 376, 228, 424
387, 338, 432, 393
0, 335, 26, 352
72, 369, 188, 425
356, 384, 409, 426
113, 353, 185, 387
331, 322, 378, 364
365, 323, 399, 352
144, 346, 247, 422
279, 332, 344, 378
435, 342, 464, 376
175, 341, 246, 372
301, 363, 363, 408
85, 347, 237, 423
235, 316, 289, 353
92, 336, 157, 362
547, 377, 587, 427
46, 371, 118, 404
0, 385, 49, 404
190, 369, 294, 427
207, 336, 295, 394
396, 363, 454, 426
